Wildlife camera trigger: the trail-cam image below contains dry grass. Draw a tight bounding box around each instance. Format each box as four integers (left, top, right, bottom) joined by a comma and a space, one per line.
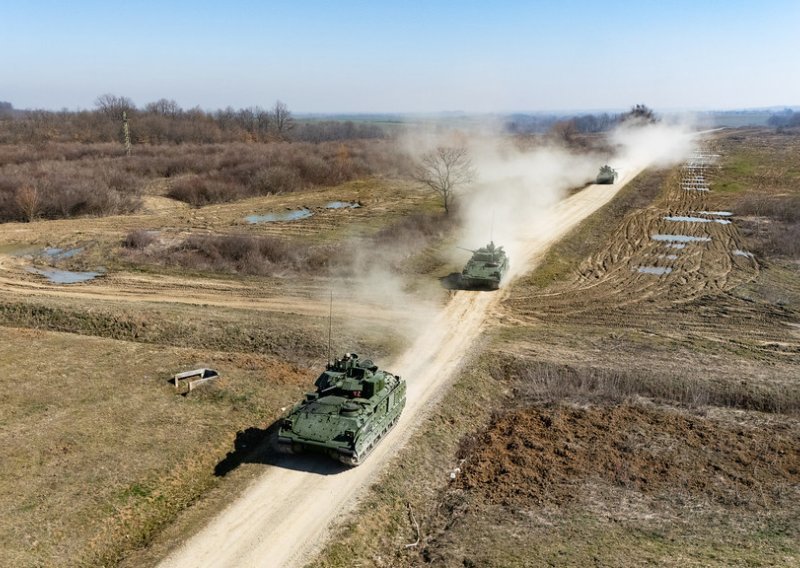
0, 327, 309, 567
120, 209, 454, 278
498, 358, 800, 415
709, 129, 800, 259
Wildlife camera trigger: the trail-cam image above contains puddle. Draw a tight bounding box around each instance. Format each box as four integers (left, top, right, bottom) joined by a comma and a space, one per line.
652, 234, 711, 243
245, 208, 313, 224
43, 246, 84, 259
733, 249, 754, 258
637, 266, 673, 275
664, 215, 731, 225
666, 243, 686, 249
27, 267, 104, 284
657, 254, 679, 260
326, 201, 361, 209
697, 211, 733, 217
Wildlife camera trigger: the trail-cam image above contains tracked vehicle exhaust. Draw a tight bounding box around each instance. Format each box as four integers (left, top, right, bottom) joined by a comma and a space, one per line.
277, 353, 406, 466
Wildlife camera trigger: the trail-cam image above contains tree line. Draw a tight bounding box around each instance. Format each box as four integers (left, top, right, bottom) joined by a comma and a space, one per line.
507, 104, 658, 137
767, 109, 800, 130
0, 96, 386, 145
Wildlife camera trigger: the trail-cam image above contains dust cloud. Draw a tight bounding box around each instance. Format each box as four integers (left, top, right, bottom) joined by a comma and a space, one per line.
327, 119, 696, 353
454, 121, 697, 273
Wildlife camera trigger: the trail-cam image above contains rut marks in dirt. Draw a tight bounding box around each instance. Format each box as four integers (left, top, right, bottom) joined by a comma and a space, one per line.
507, 160, 779, 349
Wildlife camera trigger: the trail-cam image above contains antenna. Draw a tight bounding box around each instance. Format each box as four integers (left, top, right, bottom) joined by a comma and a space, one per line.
489, 208, 496, 263
327, 291, 333, 368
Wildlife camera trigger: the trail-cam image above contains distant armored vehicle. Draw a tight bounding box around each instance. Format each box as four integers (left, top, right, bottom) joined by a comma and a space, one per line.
596, 165, 618, 184
460, 241, 509, 290
277, 353, 406, 466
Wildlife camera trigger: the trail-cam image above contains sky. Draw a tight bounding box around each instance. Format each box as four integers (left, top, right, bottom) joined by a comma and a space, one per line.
2, 0, 799, 113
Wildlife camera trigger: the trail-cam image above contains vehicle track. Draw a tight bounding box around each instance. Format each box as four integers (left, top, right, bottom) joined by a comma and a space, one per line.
157, 165, 645, 568
506, 155, 797, 359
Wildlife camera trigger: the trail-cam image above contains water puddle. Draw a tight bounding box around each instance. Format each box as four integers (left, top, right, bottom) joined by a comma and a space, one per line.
245, 208, 314, 224
637, 266, 673, 275
42, 246, 84, 259
697, 211, 733, 217
652, 234, 711, 243
733, 249, 754, 258
326, 201, 361, 209
664, 215, 731, 225
657, 254, 679, 260
27, 267, 104, 284
666, 243, 686, 249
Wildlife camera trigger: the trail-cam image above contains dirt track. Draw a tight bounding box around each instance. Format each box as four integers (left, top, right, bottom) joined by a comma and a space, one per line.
157, 165, 644, 568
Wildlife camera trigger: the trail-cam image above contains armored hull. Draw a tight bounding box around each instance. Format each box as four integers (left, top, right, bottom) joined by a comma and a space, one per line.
460, 241, 509, 290
277, 354, 406, 466
596, 165, 618, 184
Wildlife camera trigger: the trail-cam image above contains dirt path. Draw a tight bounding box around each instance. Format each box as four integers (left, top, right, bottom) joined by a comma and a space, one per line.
157, 165, 644, 568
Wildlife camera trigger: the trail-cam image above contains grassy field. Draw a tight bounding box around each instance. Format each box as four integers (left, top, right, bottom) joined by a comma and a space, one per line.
0, 326, 311, 566
0, 150, 453, 566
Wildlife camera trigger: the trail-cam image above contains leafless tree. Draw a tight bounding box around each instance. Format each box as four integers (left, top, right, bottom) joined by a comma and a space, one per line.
94, 94, 135, 119
549, 119, 579, 145
271, 100, 294, 138
15, 185, 41, 222
144, 98, 182, 117
413, 145, 476, 214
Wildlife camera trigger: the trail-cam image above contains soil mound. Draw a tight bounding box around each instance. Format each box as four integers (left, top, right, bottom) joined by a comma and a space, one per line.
457, 404, 799, 507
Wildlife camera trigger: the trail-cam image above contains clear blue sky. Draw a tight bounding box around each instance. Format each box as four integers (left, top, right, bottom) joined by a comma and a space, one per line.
2, 0, 798, 113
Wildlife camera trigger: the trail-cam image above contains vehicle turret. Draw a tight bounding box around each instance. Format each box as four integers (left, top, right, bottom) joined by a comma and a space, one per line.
277, 353, 406, 466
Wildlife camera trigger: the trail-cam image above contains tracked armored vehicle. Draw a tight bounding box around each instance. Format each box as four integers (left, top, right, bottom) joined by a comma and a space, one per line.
277, 353, 406, 466
460, 241, 509, 290
596, 165, 618, 184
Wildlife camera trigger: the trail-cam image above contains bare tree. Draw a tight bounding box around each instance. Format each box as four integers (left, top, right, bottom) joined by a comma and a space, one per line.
271, 100, 294, 138
94, 94, 135, 119
15, 185, 41, 222
414, 146, 476, 214
549, 119, 579, 145
144, 98, 181, 117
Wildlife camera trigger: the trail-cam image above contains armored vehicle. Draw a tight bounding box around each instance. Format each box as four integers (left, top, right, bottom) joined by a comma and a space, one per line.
460, 241, 509, 290
596, 165, 618, 184
277, 353, 406, 466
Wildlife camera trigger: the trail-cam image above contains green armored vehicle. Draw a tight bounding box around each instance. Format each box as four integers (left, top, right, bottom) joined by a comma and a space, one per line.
460, 241, 509, 290
277, 353, 406, 466
596, 165, 618, 184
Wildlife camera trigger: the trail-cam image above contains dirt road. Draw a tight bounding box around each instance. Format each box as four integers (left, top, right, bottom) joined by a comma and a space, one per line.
157, 164, 644, 568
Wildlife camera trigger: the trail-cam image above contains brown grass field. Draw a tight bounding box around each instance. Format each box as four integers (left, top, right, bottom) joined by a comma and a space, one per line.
0, 128, 798, 567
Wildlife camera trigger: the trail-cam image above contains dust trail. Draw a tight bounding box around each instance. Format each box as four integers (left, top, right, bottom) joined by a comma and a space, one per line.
455, 121, 695, 274
158, 123, 695, 568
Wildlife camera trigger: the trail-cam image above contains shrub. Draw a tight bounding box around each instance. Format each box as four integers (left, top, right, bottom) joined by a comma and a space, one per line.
123, 229, 157, 249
